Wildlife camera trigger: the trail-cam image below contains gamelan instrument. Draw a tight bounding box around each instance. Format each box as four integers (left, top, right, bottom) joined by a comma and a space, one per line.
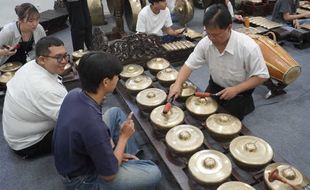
87, 0, 105, 26
107, 0, 146, 31
125, 75, 152, 93
229, 135, 273, 170
162, 40, 195, 51
264, 162, 310, 190
0, 62, 22, 73
206, 113, 242, 140
0, 72, 15, 84
156, 67, 178, 86
72, 49, 88, 63
120, 64, 144, 79
165, 124, 204, 155
174, 0, 194, 25
170, 81, 197, 101
188, 149, 232, 185
217, 181, 255, 190
249, 34, 301, 85
136, 88, 167, 112
150, 104, 184, 131
185, 95, 218, 120
146, 57, 170, 74
249, 17, 282, 30
175, 28, 203, 40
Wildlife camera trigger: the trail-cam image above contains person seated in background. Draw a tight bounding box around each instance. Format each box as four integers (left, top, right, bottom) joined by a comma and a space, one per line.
0, 3, 46, 65
272, 0, 310, 29
2, 36, 68, 159
168, 4, 269, 121
53, 52, 161, 190
136, 0, 181, 42
207, 0, 243, 22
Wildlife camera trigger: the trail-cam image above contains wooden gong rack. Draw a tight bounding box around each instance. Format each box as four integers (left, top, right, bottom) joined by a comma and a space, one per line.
115, 64, 301, 190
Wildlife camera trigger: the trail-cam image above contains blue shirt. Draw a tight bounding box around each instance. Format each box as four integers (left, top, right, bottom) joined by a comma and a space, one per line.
53, 88, 118, 177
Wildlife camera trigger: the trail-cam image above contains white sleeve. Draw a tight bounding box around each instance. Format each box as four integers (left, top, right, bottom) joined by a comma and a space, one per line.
36, 90, 66, 121
164, 8, 173, 28
227, 1, 234, 17
185, 38, 209, 70
136, 12, 146, 33
245, 45, 270, 79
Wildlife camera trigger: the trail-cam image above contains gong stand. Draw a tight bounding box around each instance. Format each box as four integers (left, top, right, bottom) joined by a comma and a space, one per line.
61, 59, 80, 91
39, 8, 68, 35
263, 78, 287, 99
289, 28, 310, 49
115, 63, 302, 190
54, 0, 66, 9
91, 27, 109, 52
107, 33, 165, 65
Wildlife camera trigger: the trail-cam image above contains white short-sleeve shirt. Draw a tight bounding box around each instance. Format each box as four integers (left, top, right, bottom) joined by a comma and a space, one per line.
0, 22, 46, 65
185, 30, 270, 88
2, 60, 68, 150
136, 5, 173, 36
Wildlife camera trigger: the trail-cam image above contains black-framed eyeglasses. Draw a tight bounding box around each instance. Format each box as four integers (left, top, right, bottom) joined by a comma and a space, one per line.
44, 54, 70, 63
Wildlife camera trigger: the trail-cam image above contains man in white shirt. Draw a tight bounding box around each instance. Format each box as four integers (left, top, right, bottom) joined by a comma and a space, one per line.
136, 0, 180, 41
2, 36, 68, 159
168, 4, 270, 120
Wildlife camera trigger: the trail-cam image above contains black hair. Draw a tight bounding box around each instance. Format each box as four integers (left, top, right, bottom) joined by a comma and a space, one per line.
78, 52, 123, 93
203, 4, 232, 29
35, 36, 64, 57
148, 0, 166, 5
15, 3, 39, 21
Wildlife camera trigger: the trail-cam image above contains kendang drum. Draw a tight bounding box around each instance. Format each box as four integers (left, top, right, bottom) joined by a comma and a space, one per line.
264, 162, 310, 190
249, 34, 301, 85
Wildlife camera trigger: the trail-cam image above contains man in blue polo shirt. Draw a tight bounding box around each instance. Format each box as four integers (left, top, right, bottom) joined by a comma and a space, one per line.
53, 52, 161, 189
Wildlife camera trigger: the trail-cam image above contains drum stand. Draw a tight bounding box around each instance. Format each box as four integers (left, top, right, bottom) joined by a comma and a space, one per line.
263, 79, 287, 99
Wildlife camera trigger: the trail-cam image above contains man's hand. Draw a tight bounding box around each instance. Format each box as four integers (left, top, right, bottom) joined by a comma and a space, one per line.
120, 112, 135, 140
234, 15, 244, 22
0, 45, 17, 56
217, 86, 240, 100
293, 19, 300, 29
122, 153, 139, 162
168, 83, 182, 100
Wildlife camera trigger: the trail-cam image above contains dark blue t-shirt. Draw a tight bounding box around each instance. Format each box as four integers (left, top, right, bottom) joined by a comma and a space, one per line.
53, 88, 118, 177
272, 0, 299, 24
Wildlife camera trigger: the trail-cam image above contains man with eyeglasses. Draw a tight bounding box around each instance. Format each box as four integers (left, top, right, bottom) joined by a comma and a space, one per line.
2, 36, 68, 159
53, 52, 161, 190
168, 4, 269, 120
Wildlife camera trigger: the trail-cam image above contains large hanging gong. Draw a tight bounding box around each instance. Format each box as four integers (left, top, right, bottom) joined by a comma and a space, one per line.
87, 0, 105, 26
174, 0, 194, 25
124, 0, 146, 31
